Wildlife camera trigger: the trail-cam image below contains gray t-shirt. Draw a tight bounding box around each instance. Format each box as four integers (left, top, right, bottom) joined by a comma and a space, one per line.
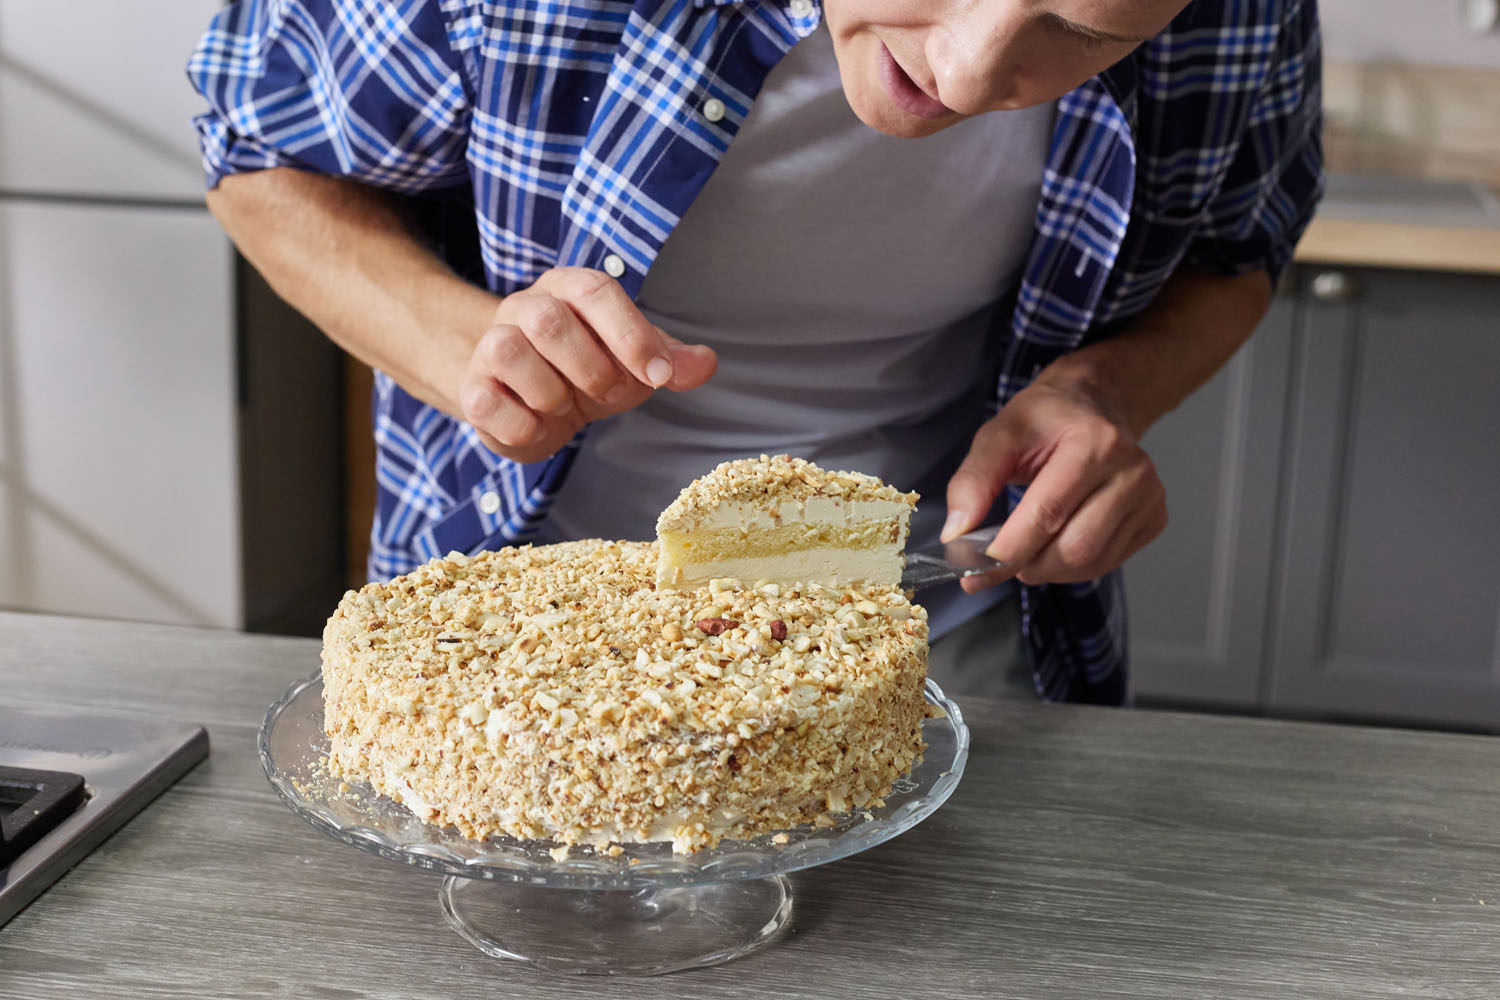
539, 24, 1053, 639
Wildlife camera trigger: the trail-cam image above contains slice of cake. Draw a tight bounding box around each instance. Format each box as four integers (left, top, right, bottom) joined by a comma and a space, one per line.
655, 454, 918, 590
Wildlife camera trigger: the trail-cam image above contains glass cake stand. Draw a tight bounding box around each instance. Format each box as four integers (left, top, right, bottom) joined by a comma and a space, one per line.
258, 672, 969, 975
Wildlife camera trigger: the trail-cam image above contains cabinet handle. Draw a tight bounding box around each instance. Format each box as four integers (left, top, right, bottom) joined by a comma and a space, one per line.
1310, 271, 1358, 303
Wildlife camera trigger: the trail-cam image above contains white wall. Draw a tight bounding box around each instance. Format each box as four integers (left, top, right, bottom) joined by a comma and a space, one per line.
1320, 0, 1500, 67
0, 0, 243, 629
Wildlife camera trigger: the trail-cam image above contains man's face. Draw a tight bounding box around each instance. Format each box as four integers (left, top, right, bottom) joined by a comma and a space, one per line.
823, 0, 1192, 137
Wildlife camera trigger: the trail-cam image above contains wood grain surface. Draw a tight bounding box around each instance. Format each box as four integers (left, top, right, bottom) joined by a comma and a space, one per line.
2, 610, 1498, 999
1295, 218, 1500, 276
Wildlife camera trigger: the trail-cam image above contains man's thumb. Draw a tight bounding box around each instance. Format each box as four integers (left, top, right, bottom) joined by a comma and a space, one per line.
661, 337, 717, 391
942, 430, 1020, 542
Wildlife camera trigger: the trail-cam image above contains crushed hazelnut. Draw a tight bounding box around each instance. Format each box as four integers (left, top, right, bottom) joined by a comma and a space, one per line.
695, 617, 739, 636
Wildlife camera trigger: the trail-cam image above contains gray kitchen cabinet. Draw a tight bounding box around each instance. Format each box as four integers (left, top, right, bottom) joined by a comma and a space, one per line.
1267, 267, 1500, 729
1127, 291, 1294, 709
1131, 264, 1500, 731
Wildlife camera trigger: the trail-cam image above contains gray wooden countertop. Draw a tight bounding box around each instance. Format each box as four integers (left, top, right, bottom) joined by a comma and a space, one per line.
2, 609, 1498, 999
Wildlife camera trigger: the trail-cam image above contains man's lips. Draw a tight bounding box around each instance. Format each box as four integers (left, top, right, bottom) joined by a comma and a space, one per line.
879, 43, 953, 119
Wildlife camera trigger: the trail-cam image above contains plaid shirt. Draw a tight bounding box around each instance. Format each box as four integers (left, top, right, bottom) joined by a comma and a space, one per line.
189, 0, 1323, 704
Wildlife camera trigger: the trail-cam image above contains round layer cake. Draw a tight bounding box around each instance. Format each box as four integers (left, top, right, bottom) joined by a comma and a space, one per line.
322, 539, 929, 854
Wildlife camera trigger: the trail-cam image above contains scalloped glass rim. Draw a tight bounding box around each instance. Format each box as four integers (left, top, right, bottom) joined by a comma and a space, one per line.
259, 672, 969, 890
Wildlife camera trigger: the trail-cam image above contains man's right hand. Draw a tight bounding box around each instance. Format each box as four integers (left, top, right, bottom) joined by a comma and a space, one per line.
458, 267, 717, 463
205, 173, 713, 463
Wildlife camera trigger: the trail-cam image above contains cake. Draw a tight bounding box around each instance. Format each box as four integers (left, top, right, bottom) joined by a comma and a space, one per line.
656, 454, 918, 591
321, 458, 929, 855
322, 541, 928, 853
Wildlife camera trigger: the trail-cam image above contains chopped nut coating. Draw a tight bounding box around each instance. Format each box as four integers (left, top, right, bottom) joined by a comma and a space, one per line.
323, 538, 928, 854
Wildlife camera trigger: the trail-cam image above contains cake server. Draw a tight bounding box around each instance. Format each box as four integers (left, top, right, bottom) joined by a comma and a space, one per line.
901, 525, 1008, 591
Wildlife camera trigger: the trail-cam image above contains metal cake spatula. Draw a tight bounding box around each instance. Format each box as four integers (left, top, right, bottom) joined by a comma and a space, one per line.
900, 525, 1009, 591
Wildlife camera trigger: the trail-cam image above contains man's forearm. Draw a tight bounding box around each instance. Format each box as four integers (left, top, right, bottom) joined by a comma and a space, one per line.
205, 168, 500, 416
1037, 267, 1274, 440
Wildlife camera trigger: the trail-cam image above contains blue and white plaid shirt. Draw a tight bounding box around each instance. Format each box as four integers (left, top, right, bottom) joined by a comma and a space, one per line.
189, 0, 1323, 704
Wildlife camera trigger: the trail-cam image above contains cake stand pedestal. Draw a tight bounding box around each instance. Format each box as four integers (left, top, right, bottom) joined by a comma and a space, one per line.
439, 875, 790, 973
259, 674, 969, 976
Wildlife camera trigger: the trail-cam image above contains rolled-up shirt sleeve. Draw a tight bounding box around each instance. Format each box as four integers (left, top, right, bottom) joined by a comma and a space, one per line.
1184, 0, 1325, 284
186, 0, 473, 193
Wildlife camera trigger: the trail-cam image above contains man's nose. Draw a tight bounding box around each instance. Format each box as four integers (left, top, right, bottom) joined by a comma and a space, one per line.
926, 16, 1016, 114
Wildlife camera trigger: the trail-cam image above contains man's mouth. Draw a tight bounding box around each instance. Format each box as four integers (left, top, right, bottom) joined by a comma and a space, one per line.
878, 43, 954, 119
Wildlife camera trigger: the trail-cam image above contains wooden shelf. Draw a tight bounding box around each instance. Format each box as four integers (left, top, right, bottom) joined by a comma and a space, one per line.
1296, 217, 1500, 276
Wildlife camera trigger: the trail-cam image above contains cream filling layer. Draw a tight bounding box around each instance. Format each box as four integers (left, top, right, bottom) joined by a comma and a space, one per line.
672, 497, 910, 532
659, 519, 895, 563
660, 546, 904, 589
657, 498, 912, 588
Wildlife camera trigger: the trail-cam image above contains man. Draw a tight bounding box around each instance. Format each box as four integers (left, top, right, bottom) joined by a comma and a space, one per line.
188, 0, 1323, 703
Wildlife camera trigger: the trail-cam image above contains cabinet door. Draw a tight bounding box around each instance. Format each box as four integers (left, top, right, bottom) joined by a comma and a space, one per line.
1126, 292, 1294, 707
0, 201, 240, 627
0, 0, 221, 199
1268, 268, 1500, 730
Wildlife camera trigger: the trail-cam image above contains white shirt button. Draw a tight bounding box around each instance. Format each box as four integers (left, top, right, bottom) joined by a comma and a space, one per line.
789, 0, 813, 18
602, 253, 626, 278
701, 97, 726, 123
478, 491, 501, 515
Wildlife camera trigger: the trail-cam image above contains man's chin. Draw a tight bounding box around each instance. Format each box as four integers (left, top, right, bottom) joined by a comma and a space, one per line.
847, 98, 962, 139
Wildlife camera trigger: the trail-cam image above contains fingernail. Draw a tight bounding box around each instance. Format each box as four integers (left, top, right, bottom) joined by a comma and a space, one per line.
645, 358, 672, 388
604, 382, 631, 404
940, 511, 969, 544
